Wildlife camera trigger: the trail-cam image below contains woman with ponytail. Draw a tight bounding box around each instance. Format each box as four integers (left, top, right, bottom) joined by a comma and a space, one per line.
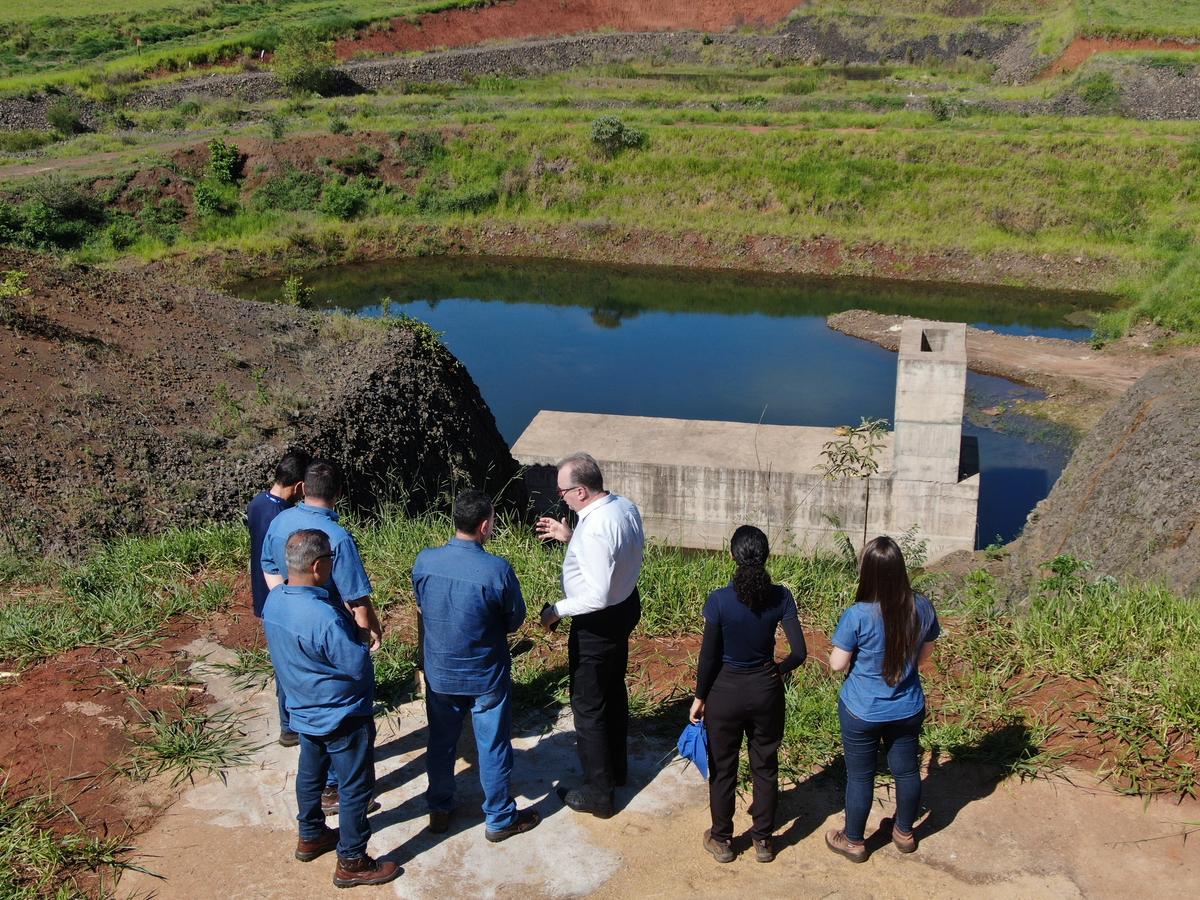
826, 536, 941, 863
689, 525, 807, 864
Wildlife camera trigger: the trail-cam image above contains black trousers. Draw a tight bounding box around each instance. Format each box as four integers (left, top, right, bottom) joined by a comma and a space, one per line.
704, 662, 785, 842
568, 588, 641, 797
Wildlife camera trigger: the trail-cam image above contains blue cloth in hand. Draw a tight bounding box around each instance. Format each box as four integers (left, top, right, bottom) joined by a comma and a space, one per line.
677, 720, 709, 780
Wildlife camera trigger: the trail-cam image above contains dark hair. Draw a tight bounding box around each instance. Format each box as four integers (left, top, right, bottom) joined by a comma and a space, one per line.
453, 488, 494, 534
303, 460, 342, 503
856, 536, 920, 686
274, 449, 311, 487
558, 452, 604, 492
285, 528, 331, 573
730, 525, 777, 613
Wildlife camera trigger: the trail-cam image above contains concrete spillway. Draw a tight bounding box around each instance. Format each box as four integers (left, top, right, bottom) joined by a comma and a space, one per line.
512, 320, 979, 561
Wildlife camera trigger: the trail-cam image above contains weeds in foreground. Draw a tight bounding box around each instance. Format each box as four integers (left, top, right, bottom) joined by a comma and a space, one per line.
209, 648, 274, 692
0, 787, 137, 898
122, 702, 261, 787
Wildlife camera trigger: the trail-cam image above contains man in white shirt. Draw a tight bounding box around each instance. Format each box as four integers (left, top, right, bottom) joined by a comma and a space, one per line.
537, 452, 645, 818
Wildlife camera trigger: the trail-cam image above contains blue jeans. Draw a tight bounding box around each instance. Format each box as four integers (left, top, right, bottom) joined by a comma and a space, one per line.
839, 698, 925, 842
277, 678, 336, 787
425, 683, 516, 832
297, 715, 376, 859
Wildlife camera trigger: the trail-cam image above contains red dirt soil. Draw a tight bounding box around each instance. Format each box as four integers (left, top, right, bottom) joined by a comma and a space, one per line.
1044, 36, 1200, 77
335, 0, 802, 58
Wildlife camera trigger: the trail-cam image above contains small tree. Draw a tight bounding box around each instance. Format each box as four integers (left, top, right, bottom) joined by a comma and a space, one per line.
590, 115, 646, 157
817, 417, 888, 555
206, 138, 242, 184
273, 27, 336, 96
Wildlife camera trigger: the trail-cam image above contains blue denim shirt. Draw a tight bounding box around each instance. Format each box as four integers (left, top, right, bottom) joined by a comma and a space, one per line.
262, 584, 374, 735
832, 595, 941, 722
260, 503, 372, 608
246, 491, 292, 618
413, 538, 526, 696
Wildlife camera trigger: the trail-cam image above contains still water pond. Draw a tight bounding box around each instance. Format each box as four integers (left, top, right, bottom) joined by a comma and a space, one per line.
238, 257, 1106, 546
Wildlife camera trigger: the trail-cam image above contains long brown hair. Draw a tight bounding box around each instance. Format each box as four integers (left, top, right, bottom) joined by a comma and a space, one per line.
856, 536, 920, 686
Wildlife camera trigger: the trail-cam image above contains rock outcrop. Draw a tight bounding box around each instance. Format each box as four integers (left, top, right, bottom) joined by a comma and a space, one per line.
1007, 358, 1200, 599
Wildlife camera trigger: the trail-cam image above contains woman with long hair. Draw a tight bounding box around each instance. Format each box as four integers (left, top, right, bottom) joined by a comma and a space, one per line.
826, 535, 941, 862
689, 525, 807, 864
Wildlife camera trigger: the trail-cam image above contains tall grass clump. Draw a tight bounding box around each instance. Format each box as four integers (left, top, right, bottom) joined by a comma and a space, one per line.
0, 525, 244, 665
0, 789, 133, 898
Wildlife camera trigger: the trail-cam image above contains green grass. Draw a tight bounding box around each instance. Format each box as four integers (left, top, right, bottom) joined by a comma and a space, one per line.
209, 647, 274, 692
0, 788, 135, 898
123, 702, 262, 787
1075, 1, 1200, 40
0, 525, 243, 666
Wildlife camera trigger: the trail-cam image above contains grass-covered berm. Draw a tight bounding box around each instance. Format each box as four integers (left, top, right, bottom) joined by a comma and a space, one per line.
3, 57, 1198, 341
1, 505, 1196, 895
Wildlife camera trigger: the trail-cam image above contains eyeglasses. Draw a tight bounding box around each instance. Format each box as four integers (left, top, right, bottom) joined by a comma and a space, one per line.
555, 484, 580, 497
313, 553, 333, 562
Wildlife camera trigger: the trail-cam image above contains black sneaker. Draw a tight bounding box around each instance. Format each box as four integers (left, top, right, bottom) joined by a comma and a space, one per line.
278, 730, 300, 748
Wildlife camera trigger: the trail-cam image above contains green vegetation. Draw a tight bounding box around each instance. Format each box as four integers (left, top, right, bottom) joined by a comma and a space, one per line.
123, 702, 262, 786
273, 26, 336, 96
0, 790, 133, 898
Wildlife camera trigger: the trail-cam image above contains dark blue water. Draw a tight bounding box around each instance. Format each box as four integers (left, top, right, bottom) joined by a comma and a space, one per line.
237, 257, 1095, 545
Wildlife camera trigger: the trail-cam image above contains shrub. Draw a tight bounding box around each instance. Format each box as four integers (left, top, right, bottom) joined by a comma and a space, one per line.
104, 214, 141, 251
46, 98, 83, 136
265, 112, 288, 139
319, 175, 373, 220
274, 26, 336, 96
327, 114, 349, 135
395, 129, 444, 169
1079, 71, 1118, 105
206, 138, 242, 184
192, 180, 239, 217
0, 130, 54, 153
253, 167, 322, 211
590, 115, 647, 157
0, 269, 29, 300
280, 274, 313, 308
333, 146, 382, 176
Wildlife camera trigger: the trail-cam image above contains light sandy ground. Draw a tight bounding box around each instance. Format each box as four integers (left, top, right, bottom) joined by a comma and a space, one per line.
120, 642, 1199, 899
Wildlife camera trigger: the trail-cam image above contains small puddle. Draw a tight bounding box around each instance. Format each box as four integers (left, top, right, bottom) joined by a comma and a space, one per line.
236, 256, 1110, 545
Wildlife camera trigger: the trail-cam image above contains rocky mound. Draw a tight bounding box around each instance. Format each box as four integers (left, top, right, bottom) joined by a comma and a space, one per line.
0, 249, 521, 554
1007, 357, 1200, 599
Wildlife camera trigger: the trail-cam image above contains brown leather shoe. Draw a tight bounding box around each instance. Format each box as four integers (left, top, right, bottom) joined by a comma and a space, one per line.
485, 808, 541, 843
753, 837, 775, 863
332, 854, 400, 888
825, 829, 868, 863
295, 827, 339, 862
702, 829, 734, 863
884, 818, 917, 854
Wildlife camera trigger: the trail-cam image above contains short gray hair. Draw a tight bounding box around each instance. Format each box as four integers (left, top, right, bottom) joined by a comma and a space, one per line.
285, 529, 331, 574
558, 452, 603, 492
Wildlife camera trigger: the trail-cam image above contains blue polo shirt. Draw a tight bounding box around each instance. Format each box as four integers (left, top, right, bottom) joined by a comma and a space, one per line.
832, 595, 941, 722
413, 538, 526, 696
246, 491, 293, 618
261, 503, 372, 608
263, 584, 374, 735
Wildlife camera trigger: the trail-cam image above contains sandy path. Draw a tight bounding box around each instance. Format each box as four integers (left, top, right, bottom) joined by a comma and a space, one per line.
118, 640, 1199, 899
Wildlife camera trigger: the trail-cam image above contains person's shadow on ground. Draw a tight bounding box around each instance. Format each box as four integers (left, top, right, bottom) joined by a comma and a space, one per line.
765, 720, 1040, 854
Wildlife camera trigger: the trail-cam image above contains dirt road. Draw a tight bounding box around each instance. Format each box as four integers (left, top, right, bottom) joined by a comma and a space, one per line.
117, 641, 1200, 899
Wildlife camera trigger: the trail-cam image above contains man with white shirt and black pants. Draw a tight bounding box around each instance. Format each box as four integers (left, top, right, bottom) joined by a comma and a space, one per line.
537, 452, 645, 819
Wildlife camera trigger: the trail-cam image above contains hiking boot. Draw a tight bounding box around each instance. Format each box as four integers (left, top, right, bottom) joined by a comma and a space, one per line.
332, 854, 400, 888
295, 827, 339, 862
428, 810, 452, 834
884, 818, 917, 854
321, 787, 380, 816
278, 730, 300, 748
557, 786, 613, 819
825, 829, 867, 863
702, 829, 735, 864
753, 837, 775, 863
485, 808, 541, 843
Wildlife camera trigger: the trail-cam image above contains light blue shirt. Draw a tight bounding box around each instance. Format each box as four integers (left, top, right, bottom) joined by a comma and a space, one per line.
832, 595, 940, 722
263, 584, 374, 735
260, 502, 372, 608
413, 538, 526, 696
